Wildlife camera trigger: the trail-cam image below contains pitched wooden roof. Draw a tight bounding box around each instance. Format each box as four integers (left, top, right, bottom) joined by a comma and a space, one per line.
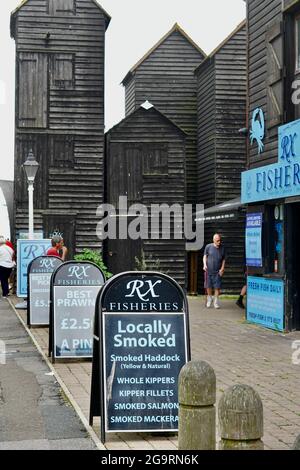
122, 23, 207, 85
194, 19, 246, 76
10, 0, 111, 37
106, 103, 187, 137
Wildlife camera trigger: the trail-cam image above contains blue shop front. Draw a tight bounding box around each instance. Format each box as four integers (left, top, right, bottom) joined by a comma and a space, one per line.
242, 118, 300, 332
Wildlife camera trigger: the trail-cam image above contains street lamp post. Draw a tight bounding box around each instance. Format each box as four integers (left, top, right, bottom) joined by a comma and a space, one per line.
15, 150, 40, 310
22, 149, 39, 239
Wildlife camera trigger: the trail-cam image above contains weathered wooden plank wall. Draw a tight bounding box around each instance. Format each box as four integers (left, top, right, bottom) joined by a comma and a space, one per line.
123, 26, 205, 206
196, 22, 247, 294
199, 213, 246, 295
196, 59, 216, 207
196, 22, 247, 206
11, 0, 109, 253
124, 77, 136, 117
247, 0, 282, 169
215, 23, 247, 203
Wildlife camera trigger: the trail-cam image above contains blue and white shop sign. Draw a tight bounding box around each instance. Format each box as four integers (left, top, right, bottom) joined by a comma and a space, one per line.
242, 118, 300, 203
17, 239, 51, 298
278, 118, 300, 163
246, 213, 263, 267
247, 277, 285, 332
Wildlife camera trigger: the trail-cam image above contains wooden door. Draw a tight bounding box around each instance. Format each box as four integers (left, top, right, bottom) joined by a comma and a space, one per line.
106, 142, 143, 274
105, 224, 142, 275
107, 143, 142, 207
125, 145, 142, 205
18, 53, 48, 129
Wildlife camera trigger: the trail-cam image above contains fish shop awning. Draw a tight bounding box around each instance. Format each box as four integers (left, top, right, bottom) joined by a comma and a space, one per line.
195, 198, 245, 222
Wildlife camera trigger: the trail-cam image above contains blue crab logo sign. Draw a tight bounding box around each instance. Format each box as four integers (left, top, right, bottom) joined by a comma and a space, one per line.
242, 118, 300, 204
250, 108, 265, 154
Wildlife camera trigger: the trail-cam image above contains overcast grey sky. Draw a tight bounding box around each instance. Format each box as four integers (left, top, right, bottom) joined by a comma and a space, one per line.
0, 0, 245, 182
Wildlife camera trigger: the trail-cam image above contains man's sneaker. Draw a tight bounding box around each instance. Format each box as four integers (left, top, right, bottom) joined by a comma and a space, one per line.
214, 298, 220, 309
236, 298, 245, 309
206, 296, 213, 308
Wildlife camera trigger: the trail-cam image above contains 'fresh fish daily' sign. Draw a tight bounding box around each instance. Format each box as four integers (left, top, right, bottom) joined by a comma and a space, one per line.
89, 272, 190, 444
27, 256, 63, 326
49, 261, 105, 361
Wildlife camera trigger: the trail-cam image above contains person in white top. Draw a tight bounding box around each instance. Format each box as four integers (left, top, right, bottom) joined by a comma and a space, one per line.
0, 236, 15, 297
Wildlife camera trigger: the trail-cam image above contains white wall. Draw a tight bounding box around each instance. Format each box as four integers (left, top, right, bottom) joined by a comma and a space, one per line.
0, 188, 11, 239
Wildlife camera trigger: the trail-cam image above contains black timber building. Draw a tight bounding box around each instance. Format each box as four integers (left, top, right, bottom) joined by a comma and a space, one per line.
242, 0, 300, 331
10, 0, 110, 258
121, 23, 206, 290
195, 21, 247, 294
105, 104, 187, 286
122, 23, 206, 207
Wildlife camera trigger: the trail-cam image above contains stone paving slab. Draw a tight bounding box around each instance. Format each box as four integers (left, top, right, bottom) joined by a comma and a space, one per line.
0, 439, 51, 450
8, 295, 300, 450
0, 438, 96, 450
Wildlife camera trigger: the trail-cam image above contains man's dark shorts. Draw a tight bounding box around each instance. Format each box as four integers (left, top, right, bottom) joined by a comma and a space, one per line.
206, 273, 222, 289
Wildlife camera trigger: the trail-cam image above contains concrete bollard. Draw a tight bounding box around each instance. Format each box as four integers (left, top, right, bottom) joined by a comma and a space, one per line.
178, 361, 216, 450
292, 434, 300, 450
218, 384, 264, 450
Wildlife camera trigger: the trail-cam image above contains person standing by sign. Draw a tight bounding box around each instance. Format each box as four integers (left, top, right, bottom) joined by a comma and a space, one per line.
236, 267, 248, 309
0, 236, 15, 298
5, 239, 15, 293
203, 234, 226, 309
236, 285, 247, 309
59, 238, 68, 261
46, 235, 68, 261
5, 239, 14, 250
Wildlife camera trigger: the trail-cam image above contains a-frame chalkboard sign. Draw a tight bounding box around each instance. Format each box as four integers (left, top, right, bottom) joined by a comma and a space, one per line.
49, 261, 106, 362
27, 256, 63, 327
89, 271, 190, 444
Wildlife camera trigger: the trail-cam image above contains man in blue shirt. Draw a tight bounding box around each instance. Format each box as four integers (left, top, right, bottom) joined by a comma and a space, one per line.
203, 234, 226, 309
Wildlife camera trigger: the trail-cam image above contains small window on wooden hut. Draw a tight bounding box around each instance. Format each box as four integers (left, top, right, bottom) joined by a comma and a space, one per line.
266, 20, 283, 129
143, 144, 168, 176
49, 135, 74, 167
48, 0, 76, 15
51, 54, 74, 89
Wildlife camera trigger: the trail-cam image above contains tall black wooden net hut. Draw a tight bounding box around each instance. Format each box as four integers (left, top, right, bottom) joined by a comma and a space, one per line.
10, 0, 110, 257
122, 23, 206, 207
105, 103, 187, 286
194, 21, 247, 294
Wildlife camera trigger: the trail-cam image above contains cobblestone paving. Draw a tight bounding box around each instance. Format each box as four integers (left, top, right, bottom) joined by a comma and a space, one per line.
10, 296, 300, 450
188, 297, 300, 450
